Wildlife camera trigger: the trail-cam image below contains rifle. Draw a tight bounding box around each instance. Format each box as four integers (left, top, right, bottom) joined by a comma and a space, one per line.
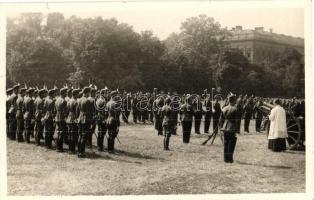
201, 125, 223, 145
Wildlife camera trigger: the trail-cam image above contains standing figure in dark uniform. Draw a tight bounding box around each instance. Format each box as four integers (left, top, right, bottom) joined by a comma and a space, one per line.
235, 95, 243, 133
8, 84, 20, 140
180, 96, 194, 143
15, 88, 26, 142
212, 97, 222, 134
243, 97, 254, 133
132, 93, 139, 123
43, 89, 55, 149
34, 89, 45, 145
66, 89, 79, 154
86, 88, 96, 148
6, 88, 13, 138
171, 95, 181, 135
148, 93, 154, 123
122, 93, 131, 124
77, 87, 91, 157
153, 96, 164, 135
193, 95, 202, 134
203, 95, 212, 134
161, 97, 175, 150
253, 100, 263, 132
96, 89, 108, 151
106, 91, 121, 153
54, 88, 68, 152
23, 88, 35, 143
219, 94, 238, 163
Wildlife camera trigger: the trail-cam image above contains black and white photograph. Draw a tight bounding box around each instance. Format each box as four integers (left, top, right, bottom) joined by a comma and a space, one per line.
1, 0, 313, 198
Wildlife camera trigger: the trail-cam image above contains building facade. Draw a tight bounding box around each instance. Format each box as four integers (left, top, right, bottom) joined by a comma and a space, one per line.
226, 26, 304, 64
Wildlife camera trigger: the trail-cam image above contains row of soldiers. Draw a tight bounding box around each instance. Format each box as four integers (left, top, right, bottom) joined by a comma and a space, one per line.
6, 83, 305, 155
6, 84, 122, 157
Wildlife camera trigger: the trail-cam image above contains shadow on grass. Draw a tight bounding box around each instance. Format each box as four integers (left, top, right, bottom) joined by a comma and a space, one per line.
114, 149, 164, 161
236, 161, 293, 169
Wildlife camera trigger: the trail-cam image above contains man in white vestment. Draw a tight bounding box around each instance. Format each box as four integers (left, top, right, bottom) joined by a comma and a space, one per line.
268, 99, 288, 152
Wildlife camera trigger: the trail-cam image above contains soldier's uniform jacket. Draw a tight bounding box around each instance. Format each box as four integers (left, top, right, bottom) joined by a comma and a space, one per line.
180, 103, 194, 122
95, 97, 108, 124
243, 99, 254, 117
153, 97, 164, 116
43, 97, 55, 121
77, 96, 91, 124
193, 99, 203, 115
15, 95, 24, 119
203, 98, 212, 114
106, 99, 120, 130
23, 96, 34, 120
8, 93, 18, 114
34, 97, 44, 121
220, 104, 238, 132
161, 104, 174, 127
66, 98, 78, 124
88, 96, 96, 121
54, 97, 67, 122
213, 101, 222, 118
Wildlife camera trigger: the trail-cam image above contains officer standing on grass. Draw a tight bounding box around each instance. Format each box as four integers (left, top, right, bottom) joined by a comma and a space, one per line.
34, 89, 46, 145
219, 93, 238, 163
106, 90, 121, 153
203, 94, 212, 134
15, 87, 26, 142
43, 89, 56, 149
96, 89, 108, 151
77, 87, 91, 157
23, 88, 35, 143
54, 88, 68, 152
66, 89, 79, 154
161, 97, 175, 150
8, 84, 20, 140
180, 95, 194, 143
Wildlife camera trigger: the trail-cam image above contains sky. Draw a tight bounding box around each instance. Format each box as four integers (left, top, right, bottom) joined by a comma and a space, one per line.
5, 1, 305, 39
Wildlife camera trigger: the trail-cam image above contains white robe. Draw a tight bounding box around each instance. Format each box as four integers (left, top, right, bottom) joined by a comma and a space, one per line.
268, 105, 288, 139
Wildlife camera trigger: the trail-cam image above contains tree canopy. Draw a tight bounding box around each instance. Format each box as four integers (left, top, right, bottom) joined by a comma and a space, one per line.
6, 13, 304, 97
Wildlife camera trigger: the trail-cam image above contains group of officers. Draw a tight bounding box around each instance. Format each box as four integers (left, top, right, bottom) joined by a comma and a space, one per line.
6, 83, 305, 162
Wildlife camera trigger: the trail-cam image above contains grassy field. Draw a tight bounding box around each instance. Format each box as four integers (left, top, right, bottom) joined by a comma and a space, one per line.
7, 119, 305, 195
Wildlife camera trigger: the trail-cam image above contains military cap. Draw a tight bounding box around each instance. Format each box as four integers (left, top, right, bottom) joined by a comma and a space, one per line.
228, 93, 237, 103
165, 97, 171, 104
13, 84, 20, 90
100, 89, 107, 95
72, 89, 80, 96
26, 88, 34, 93
38, 89, 46, 95
60, 88, 67, 94
110, 90, 118, 96
48, 89, 55, 96
83, 87, 91, 94
6, 88, 13, 93
19, 88, 27, 93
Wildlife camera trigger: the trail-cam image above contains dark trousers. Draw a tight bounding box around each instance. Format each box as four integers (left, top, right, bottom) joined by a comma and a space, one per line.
107, 130, 117, 152
212, 116, 219, 134
149, 111, 154, 122
97, 122, 107, 151
194, 113, 202, 134
78, 123, 88, 155
44, 119, 54, 148
56, 121, 66, 151
204, 113, 212, 133
86, 122, 95, 148
9, 114, 17, 140
16, 118, 24, 142
244, 117, 250, 132
34, 120, 44, 145
182, 120, 192, 143
163, 127, 172, 150
67, 123, 78, 153
24, 119, 32, 143
223, 131, 237, 163
133, 110, 138, 123
255, 117, 262, 132
154, 116, 163, 135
